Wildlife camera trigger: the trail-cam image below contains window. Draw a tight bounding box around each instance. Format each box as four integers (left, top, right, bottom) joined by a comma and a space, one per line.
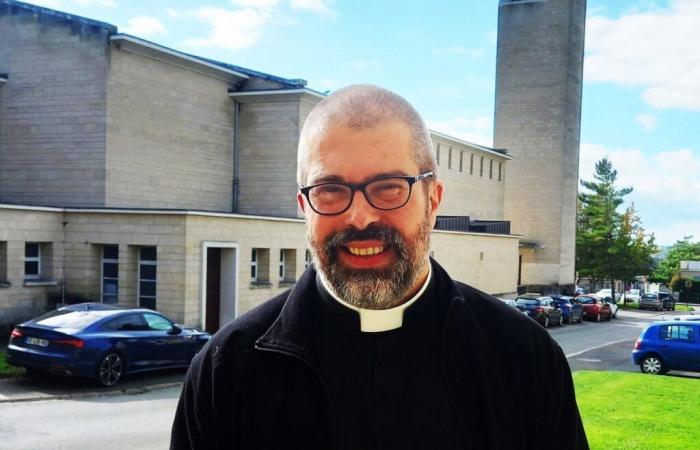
144, 313, 173, 331
305, 249, 313, 269
436, 144, 441, 165
498, 162, 502, 181
470, 154, 474, 175
480, 156, 484, 177
0, 241, 7, 283
459, 151, 464, 172
660, 325, 695, 342
489, 159, 494, 179
101, 314, 148, 332
251, 249, 258, 281
102, 245, 119, 304
448, 147, 452, 169
278, 250, 286, 281
138, 246, 157, 310
24, 243, 41, 280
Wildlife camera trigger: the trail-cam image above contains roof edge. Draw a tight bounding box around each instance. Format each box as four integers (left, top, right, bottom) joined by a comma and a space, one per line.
1, 0, 117, 33
430, 130, 512, 159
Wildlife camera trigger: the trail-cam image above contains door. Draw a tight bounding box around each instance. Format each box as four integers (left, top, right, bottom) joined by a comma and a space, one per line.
205, 248, 221, 333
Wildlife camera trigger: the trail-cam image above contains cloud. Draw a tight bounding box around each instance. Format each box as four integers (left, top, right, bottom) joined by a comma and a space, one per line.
185, 7, 272, 50
122, 16, 167, 37
427, 115, 493, 147
585, 0, 700, 110
290, 0, 336, 17
165, 8, 181, 18
634, 114, 657, 132
579, 143, 700, 244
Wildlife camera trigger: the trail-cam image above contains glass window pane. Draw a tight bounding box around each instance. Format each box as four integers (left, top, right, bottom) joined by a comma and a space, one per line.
144, 313, 172, 331
25, 261, 39, 276
103, 279, 118, 295
118, 314, 148, 331
140, 246, 157, 262
103, 262, 118, 278
103, 294, 118, 305
140, 280, 156, 297
251, 249, 257, 262
25, 243, 39, 258
140, 264, 156, 280
140, 297, 156, 310
103, 245, 118, 260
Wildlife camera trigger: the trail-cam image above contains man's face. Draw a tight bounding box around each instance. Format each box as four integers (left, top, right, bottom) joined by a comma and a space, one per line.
298, 120, 443, 309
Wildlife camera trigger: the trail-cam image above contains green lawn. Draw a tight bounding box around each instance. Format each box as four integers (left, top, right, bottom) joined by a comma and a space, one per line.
574, 371, 700, 450
0, 349, 26, 378
619, 302, 694, 312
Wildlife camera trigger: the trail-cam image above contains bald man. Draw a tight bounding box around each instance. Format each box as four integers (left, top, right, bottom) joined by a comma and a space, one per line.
171, 85, 588, 450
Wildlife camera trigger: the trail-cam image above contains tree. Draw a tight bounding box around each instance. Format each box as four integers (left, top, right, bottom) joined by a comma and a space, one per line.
576, 158, 656, 301
651, 236, 700, 284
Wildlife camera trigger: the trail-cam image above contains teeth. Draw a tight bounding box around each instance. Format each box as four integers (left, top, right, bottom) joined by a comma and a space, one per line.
348, 246, 384, 256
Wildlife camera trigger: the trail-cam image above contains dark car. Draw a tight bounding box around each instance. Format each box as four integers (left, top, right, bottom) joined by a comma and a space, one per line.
551, 295, 583, 324
576, 295, 612, 322
6, 304, 210, 387
640, 292, 676, 311
632, 321, 699, 375
515, 294, 563, 328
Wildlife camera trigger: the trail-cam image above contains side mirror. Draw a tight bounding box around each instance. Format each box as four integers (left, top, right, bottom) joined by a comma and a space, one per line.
168, 324, 183, 335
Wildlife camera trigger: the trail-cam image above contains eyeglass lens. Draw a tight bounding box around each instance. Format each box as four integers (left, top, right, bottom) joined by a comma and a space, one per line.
308, 177, 411, 214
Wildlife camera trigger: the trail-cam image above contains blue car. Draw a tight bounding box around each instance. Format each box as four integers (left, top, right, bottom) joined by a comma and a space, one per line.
632, 321, 700, 375
6, 304, 210, 386
550, 295, 583, 324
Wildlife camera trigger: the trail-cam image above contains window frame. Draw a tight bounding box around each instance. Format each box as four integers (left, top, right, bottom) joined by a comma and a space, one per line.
138, 246, 157, 310
278, 249, 286, 281
24, 242, 41, 280
101, 245, 119, 304
251, 248, 258, 282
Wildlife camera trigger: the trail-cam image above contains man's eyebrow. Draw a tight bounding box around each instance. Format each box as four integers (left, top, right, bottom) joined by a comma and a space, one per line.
309, 171, 412, 186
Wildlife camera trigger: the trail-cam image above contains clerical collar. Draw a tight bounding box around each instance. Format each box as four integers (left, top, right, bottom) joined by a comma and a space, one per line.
318, 262, 432, 333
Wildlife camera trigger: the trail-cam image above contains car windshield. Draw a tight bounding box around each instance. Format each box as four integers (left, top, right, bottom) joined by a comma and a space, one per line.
641, 294, 657, 299
577, 297, 595, 304
34, 311, 106, 330
516, 299, 539, 306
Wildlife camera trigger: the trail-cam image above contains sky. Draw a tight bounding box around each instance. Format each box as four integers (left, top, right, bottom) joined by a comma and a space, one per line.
25, 0, 700, 246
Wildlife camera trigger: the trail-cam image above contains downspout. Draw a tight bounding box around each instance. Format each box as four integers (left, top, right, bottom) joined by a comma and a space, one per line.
232, 100, 240, 212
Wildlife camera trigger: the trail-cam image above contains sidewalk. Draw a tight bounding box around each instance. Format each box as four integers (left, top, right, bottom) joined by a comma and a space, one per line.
0, 368, 184, 404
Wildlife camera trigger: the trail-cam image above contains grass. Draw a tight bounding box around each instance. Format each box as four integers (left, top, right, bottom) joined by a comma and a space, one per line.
619, 302, 694, 312
574, 371, 700, 450
0, 349, 26, 378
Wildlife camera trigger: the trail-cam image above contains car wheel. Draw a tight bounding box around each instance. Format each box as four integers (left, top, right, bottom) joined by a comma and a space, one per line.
96, 352, 123, 387
558, 315, 564, 326
596, 312, 601, 322
543, 316, 550, 328
640, 355, 666, 375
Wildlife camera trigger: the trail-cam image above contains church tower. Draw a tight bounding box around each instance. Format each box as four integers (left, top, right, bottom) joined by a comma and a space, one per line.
494, 0, 586, 292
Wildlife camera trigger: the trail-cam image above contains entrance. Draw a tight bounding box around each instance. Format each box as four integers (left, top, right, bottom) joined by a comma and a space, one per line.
202, 243, 238, 333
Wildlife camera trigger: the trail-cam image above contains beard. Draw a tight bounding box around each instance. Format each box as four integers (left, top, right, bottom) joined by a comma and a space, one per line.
308, 216, 432, 310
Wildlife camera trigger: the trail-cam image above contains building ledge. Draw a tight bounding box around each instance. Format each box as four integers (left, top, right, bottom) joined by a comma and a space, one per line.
278, 280, 296, 288
250, 281, 272, 289
23, 279, 59, 287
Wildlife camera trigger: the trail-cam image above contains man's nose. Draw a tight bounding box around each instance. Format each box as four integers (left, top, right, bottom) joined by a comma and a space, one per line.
344, 189, 380, 230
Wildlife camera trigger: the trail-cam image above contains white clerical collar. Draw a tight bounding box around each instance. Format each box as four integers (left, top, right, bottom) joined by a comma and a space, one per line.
319, 262, 432, 333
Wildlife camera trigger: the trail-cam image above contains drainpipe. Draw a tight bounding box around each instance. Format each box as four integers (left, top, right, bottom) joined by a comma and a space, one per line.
232, 101, 241, 213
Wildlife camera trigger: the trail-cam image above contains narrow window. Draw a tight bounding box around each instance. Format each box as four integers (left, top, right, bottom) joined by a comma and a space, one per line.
480, 156, 484, 177
489, 159, 494, 179
24, 243, 41, 280
138, 246, 157, 310
0, 241, 7, 283
470, 154, 474, 175
436, 144, 441, 166
448, 147, 452, 169
251, 249, 258, 281
459, 151, 464, 172
498, 162, 502, 181
278, 250, 286, 281
102, 245, 119, 304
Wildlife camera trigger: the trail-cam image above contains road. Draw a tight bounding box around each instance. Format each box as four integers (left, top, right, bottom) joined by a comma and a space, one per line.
0, 308, 690, 449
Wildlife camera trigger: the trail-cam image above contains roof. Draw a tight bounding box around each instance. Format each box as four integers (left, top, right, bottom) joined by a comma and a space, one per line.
1, 0, 116, 33
430, 130, 511, 159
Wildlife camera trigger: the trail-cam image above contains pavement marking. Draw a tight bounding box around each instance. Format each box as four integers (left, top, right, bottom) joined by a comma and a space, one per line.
575, 358, 602, 363
565, 338, 635, 359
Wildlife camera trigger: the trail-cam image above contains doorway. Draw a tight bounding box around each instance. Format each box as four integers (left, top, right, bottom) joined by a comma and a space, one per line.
202, 242, 239, 333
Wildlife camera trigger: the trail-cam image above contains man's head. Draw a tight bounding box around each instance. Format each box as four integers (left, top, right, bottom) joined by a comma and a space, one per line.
297, 84, 443, 310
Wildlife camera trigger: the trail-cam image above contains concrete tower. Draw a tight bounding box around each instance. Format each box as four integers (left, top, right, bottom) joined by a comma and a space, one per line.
494, 0, 586, 292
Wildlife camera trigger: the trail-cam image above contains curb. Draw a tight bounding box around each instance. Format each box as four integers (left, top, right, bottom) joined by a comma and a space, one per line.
0, 380, 183, 404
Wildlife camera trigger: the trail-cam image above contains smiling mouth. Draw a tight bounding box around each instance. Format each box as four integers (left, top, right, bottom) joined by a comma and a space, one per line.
346, 245, 385, 256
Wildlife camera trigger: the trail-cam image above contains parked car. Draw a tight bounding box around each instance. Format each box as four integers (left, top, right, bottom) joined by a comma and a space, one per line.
576, 295, 612, 322
632, 321, 700, 375
605, 298, 619, 319
550, 295, 583, 324
595, 288, 621, 301
623, 289, 642, 303
574, 287, 587, 296
497, 298, 530, 318
515, 294, 563, 328
640, 292, 676, 311
673, 315, 700, 322
6, 304, 211, 387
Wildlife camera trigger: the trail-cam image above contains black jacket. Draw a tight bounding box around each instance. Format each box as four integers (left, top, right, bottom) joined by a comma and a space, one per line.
171, 260, 588, 449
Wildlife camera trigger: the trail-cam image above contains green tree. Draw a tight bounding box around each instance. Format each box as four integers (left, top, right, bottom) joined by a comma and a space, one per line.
576, 159, 656, 300
651, 237, 700, 284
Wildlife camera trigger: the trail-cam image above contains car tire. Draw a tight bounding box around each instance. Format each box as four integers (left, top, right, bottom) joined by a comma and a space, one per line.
96, 352, 124, 387
543, 316, 550, 328
640, 354, 666, 375
595, 313, 601, 322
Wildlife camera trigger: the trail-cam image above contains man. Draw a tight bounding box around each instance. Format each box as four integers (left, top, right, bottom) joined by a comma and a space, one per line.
171, 85, 588, 449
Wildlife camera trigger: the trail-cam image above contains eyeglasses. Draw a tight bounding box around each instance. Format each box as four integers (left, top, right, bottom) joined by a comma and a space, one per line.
299, 172, 434, 216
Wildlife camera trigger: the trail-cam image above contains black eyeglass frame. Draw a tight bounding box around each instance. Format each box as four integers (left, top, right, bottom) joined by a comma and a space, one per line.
299, 171, 434, 216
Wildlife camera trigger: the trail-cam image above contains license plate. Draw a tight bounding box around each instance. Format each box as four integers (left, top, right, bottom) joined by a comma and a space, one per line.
26, 337, 49, 347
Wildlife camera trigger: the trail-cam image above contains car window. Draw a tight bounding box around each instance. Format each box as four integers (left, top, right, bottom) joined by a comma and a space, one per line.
36, 311, 105, 330
143, 313, 173, 331
659, 325, 695, 342
577, 297, 595, 304
516, 299, 538, 306
101, 314, 149, 332
641, 294, 657, 299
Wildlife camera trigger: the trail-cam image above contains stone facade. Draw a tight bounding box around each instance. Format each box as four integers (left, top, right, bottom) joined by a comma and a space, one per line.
494, 0, 586, 289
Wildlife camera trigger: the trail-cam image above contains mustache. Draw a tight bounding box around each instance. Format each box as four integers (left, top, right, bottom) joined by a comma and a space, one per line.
324, 224, 406, 250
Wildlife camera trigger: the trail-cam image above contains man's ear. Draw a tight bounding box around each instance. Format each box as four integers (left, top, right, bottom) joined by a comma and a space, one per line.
429, 180, 444, 215
297, 192, 307, 214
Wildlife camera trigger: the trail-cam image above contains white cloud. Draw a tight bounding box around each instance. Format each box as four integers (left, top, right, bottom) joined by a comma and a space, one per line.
634, 114, 657, 132
585, 0, 700, 110
122, 16, 167, 37
427, 116, 493, 148
165, 8, 181, 18
185, 7, 272, 50
290, 0, 336, 17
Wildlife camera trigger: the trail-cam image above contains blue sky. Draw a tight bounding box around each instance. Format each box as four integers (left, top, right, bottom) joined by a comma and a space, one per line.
28, 0, 700, 245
